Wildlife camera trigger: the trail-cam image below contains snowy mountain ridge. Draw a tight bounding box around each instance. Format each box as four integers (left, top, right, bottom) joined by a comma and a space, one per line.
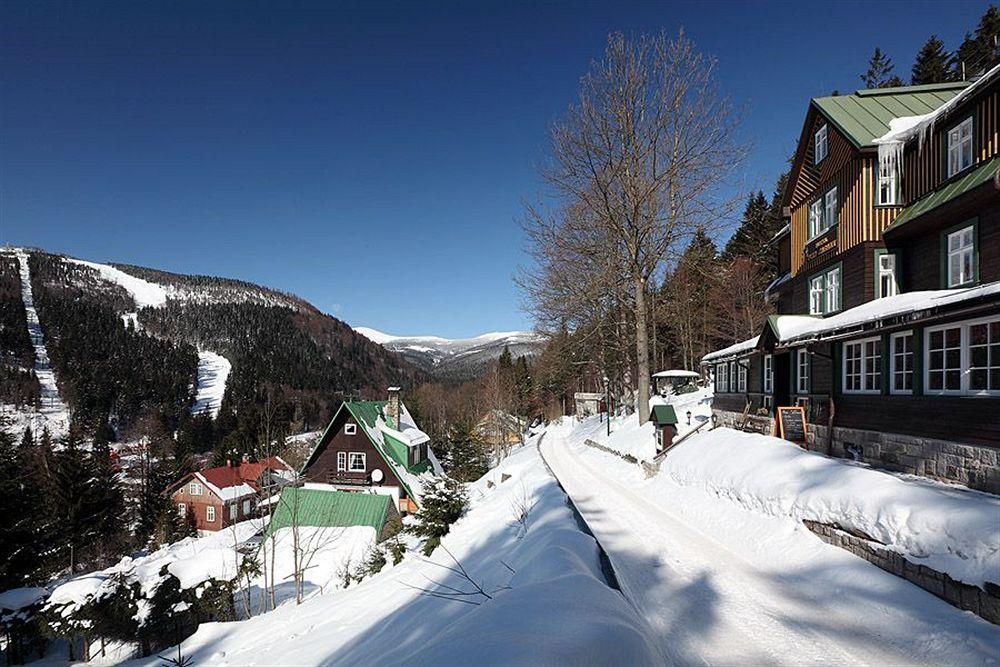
355, 327, 545, 380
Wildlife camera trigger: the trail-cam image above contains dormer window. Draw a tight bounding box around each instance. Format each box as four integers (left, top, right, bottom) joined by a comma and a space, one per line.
814, 124, 828, 164
947, 117, 973, 177
877, 159, 898, 206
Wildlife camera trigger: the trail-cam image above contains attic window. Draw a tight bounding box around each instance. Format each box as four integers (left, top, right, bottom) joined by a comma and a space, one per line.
947, 117, 973, 177
345, 423, 357, 435
814, 124, 828, 164
348, 452, 366, 472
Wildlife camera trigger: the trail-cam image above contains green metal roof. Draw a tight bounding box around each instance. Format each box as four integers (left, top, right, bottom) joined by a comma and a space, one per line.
885, 157, 1000, 233
265, 487, 390, 537
651, 405, 678, 425
812, 82, 967, 148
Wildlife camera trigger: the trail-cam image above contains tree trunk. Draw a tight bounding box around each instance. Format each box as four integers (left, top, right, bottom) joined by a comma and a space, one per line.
635, 276, 651, 423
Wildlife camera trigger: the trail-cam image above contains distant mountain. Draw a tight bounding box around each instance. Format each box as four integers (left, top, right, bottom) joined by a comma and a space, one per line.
355, 327, 545, 381
0, 248, 424, 442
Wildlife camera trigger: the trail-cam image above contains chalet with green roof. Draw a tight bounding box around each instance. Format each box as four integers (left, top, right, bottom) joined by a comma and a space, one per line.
301, 388, 442, 514
703, 66, 1000, 494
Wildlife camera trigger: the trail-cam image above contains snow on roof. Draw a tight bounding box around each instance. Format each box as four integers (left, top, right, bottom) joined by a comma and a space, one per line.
652, 370, 700, 378
702, 336, 759, 363
769, 223, 790, 244
0, 587, 47, 612
186, 457, 292, 501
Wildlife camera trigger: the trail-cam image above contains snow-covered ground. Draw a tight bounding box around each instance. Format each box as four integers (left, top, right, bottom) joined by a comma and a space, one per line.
191, 351, 231, 418
124, 438, 660, 666
64, 256, 231, 419
541, 419, 1000, 665
2, 249, 70, 437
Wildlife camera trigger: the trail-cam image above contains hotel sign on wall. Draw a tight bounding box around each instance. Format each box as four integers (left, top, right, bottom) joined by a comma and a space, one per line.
804, 229, 837, 263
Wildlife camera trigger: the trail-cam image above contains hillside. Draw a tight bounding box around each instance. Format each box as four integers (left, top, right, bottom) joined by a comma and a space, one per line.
355, 327, 545, 381
0, 248, 424, 449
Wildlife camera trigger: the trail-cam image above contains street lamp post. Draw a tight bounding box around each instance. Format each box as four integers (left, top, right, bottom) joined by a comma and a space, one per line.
603, 375, 610, 437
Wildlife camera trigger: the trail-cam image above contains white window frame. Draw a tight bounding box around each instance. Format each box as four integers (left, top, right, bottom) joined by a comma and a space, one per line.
890, 331, 914, 395
206, 506, 216, 523
808, 199, 823, 239
814, 124, 828, 164
763, 354, 773, 394
809, 275, 825, 314
736, 361, 747, 393
337, 451, 347, 472
348, 452, 366, 472
842, 336, 882, 395
242, 499, 251, 515
229, 503, 238, 521
946, 117, 973, 177
796, 349, 810, 394
877, 252, 898, 298
877, 158, 898, 206
825, 267, 841, 313
925, 316, 1000, 396
716, 363, 729, 393
824, 187, 838, 230
946, 225, 975, 288
345, 423, 357, 435
189, 481, 202, 496
177, 502, 186, 517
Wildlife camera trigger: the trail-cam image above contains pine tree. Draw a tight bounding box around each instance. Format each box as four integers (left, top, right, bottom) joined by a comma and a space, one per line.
19, 425, 33, 450
410, 476, 468, 555
89, 435, 126, 561
911, 36, 952, 84
861, 47, 904, 88
950, 6, 1000, 80
721, 190, 784, 276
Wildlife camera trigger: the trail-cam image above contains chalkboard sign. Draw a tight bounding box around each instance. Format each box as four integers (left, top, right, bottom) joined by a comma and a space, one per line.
776, 406, 808, 445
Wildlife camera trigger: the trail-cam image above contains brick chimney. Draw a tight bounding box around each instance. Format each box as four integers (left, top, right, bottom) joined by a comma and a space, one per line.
387, 386, 401, 427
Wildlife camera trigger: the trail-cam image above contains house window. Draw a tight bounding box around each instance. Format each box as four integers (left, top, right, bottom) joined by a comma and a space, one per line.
809, 265, 842, 315
946, 117, 973, 177
946, 225, 976, 287
926, 317, 1000, 396
206, 506, 216, 523
877, 159, 898, 205
345, 423, 357, 435
763, 354, 773, 394
927, 325, 963, 393
890, 332, 914, 394
796, 349, 810, 394
177, 503, 186, 517
824, 188, 838, 229
189, 482, 202, 496
807, 187, 838, 240
337, 451, 347, 472
242, 499, 251, 515
843, 337, 881, 394
877, 251, 898, 298
825, 267, 841, 313
716, 363, 729, 393
736, 362, 747, 393
229, 503, 238, 521
348, 452, 366, 472
814, 124, 828, 164
809, 275, 824, 314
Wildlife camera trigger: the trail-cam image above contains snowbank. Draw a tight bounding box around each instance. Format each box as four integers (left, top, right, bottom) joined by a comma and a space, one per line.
126, 435, 660, 666
192, 350, 231, 418
661, 428, 1000, 587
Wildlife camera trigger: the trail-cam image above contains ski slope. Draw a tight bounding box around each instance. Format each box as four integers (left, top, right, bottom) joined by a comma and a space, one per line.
65, 256, 231, 419
540, 423, 999, 665
5, 250, 70, 437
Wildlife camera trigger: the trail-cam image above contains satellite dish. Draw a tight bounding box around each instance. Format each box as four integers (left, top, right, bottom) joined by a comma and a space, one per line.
371, 469, 384, 483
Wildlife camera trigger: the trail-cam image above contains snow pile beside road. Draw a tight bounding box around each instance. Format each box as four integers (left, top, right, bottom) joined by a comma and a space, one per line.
128, 436, 660, 666
661, 428, 1000, 587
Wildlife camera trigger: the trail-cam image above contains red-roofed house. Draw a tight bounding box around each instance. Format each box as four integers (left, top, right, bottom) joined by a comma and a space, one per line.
168, 457, 293, 531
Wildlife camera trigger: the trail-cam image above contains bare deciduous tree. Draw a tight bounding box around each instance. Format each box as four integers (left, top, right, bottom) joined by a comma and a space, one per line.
521, 30, 745, 422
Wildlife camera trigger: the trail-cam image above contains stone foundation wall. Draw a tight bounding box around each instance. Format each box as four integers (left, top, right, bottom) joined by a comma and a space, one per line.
711, 408, 1000, 494
804, 520, 999, 625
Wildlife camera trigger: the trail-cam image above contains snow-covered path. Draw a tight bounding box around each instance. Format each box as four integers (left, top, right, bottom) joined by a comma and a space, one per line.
192, 350, 231, 418
11, 250, 69, 436
540, 430, 999, 665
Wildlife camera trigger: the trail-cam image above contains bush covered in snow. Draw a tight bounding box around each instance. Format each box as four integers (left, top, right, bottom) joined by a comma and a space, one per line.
410, 476, 469, 555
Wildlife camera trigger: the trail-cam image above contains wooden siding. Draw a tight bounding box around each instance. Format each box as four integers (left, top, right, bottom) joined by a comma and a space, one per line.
789, 111, 855, 210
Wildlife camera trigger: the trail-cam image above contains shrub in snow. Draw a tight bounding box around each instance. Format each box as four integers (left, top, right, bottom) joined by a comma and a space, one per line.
410, 476, 468, 556
352, 547, 387, 583
386, 535, 407, 565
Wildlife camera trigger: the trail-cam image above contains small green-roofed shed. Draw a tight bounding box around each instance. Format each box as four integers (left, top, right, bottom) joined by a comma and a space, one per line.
265, 487, 391, 537
651, 405, 678, 426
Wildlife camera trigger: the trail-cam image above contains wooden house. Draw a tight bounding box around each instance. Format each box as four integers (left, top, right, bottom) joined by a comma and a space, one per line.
300, 388, 442, 515
169, 457, 292, 532
703, 68, 1000, 493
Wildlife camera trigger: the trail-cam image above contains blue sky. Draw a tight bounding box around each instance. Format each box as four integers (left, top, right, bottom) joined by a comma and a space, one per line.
0, 1, 989, 337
